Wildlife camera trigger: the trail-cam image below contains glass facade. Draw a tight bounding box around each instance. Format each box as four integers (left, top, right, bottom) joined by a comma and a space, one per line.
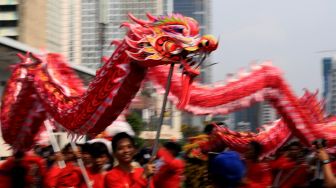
322, 57, 336, 115
174, 0, 211, 84
0, 3, 18, 38
81, 0, 163, 69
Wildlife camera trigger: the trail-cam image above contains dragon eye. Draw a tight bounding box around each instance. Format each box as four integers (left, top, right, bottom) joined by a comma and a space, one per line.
173, 27, 184, 33
163, 26, 185, 34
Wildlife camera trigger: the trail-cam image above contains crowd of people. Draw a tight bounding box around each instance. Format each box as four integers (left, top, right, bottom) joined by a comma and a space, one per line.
1, 130, 336, 188
0, 132, 184, 188
206, 140, 336, 188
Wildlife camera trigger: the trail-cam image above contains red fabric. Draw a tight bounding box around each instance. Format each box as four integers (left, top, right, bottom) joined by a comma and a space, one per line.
80, 168, 106, 188
0, 162, 11, 188
279, 164, 309, 188
330, 161, 336, 174
153, 148, 185, 188
54, 162, 83, 188
269, 155, 296, 170
46, 163, 105, 188
0, 154, 46, 188
242, 161, 272, 188
270, 156, 309, 188
44, 164, 63, 188
105, 166, 152, 188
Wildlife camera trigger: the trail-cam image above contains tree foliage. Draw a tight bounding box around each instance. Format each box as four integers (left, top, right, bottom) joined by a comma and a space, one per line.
126, 111, 145, 148
126, 111, 143, 135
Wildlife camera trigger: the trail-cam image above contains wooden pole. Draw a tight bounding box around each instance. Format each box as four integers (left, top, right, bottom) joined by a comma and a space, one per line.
147, 63, 175, 187
44, 119, 66, 168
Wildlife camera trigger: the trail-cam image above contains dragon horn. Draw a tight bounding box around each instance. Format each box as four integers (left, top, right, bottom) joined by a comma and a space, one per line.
128, 13, 150, 26
146, 12, 158, 22
30, 53, 42, 62
17, 53, 26, 61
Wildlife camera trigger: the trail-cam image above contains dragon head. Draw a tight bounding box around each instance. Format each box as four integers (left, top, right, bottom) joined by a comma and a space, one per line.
124, 13, 218, 69
123, 13, 218, 108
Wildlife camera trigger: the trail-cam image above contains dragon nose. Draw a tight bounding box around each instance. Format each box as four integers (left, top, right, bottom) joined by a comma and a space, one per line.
198, 35, 218, 52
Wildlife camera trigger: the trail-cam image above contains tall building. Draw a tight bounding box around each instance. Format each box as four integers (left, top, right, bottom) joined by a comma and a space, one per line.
17, 0, 46, 49
3, 0, 82, 64
7, 0, 171, 68
0, 0, 19, 39
80, 0, 170, 69
259, 102, 278, 126
233, 102, 277, 132
174, 0, 212, 83
323, 57, 336, 115
235, 121, 251, 132
234, 103, 260, 132
46, 0, 82, 65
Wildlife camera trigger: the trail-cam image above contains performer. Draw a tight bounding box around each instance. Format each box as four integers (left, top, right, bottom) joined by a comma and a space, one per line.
43, 151, 64, 188
0, 150, 46, 188
270, 141, 309, 188
45, 144, 83, 188
316, 145, 336, 187
153, 142, 185, 188
209, 151, 246, 188
105, 132, 155, 188
81, 142, 111, 188
242, 141, 272, 188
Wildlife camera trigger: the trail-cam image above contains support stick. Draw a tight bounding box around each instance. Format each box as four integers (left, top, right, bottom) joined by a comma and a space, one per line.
69, 138, 93, 188
147, 63, 175, 186
151, 63, 175, 156
49, 119, 92, 188
44, 119, 66, 168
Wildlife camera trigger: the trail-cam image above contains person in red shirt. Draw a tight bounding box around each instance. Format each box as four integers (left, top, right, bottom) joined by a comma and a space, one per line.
54, 162, 83, 188
317, 147, 336, 187
44, 151, 65, 188
81, 142, 111, 188
242, 141, 272, 188
45, 143, 83, 188
153, 142, 185, 188
105, 132, 155, 188
0, 150, 47, 188
270, 141, 309, 188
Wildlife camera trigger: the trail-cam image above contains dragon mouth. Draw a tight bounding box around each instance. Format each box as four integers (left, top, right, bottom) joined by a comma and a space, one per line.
182, 52, 208, 76
177, 51, 208, 109
177, 35, 218, 109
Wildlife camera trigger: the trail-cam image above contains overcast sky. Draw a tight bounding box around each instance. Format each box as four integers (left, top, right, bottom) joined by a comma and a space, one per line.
210, 0, 336, 95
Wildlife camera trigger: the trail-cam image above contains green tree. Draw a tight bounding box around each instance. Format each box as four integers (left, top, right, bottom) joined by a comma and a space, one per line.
126, 111, 145, 147
126, 111, 143, 135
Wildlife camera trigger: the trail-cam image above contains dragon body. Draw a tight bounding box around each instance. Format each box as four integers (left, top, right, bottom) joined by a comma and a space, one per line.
1, 13, 335, 157
150, 63, 336, 157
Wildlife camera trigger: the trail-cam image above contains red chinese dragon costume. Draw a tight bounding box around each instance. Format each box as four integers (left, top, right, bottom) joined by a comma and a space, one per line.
1, 13, 335, 158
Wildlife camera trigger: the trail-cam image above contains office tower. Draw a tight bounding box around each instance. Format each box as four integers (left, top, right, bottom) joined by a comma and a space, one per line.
259, 102, 278, 126
80, 0, 168, 69
17, 0, 46, 49
233, 102, 278, 132
323, 57, 336, 115
46, 0, 82, 64
0, 0, 19, 39
174, 0, 212, 83
234, 103, 260, 132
